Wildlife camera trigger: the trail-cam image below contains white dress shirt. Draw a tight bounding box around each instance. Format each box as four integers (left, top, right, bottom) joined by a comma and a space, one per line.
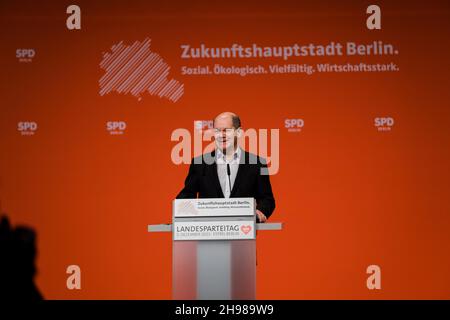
216, 147, 242, 198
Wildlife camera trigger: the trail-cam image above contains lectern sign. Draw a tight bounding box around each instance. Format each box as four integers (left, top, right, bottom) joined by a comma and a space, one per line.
148, 197, 282, 299
172, 198, 256, 241
173, 198, 255, 217
173, 220, 256, 241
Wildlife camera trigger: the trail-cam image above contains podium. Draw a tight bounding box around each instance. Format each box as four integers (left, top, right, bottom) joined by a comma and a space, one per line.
148, 197, 282, 300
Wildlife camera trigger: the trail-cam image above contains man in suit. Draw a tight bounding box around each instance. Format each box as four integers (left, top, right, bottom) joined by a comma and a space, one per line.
176, 112, 275, 222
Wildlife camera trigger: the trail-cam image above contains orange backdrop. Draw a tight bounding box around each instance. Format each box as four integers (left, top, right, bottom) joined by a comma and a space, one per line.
1, 0, 450, 299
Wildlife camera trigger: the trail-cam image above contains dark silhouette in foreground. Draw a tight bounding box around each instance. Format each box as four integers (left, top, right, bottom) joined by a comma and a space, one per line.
0, 215, 43, 300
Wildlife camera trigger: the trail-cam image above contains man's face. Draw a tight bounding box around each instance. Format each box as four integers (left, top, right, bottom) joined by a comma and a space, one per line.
213, 116, 237, 154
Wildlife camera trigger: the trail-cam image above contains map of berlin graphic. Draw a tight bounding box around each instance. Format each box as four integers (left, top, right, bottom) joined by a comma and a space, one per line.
99, 38, 184, 102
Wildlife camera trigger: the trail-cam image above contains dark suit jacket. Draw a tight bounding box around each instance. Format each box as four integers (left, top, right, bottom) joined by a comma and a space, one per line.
176, 149, 276, 219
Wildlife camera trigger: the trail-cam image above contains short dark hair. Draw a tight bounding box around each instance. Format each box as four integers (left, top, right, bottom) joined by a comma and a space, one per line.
231, 114, 241, 129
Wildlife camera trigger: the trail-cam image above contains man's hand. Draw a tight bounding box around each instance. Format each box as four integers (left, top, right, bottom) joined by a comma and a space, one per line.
256, 210, 267, 223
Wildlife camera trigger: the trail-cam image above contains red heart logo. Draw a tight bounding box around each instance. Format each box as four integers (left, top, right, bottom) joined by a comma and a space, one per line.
241, 225, 252, 235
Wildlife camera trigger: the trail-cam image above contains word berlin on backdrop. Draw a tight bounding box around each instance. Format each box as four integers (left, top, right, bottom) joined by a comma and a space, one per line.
180, 41, 397, 61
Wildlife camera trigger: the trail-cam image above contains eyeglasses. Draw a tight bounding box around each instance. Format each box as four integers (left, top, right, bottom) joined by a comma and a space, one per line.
213, 128, 236, 135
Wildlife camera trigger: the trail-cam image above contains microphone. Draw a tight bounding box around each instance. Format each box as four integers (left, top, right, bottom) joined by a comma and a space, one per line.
227, 163, 232, 196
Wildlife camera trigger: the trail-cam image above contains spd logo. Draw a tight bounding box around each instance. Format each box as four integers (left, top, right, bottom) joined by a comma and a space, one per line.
374, 117, 394, 132
194, 120, 213, 131
18, 121, 38, 136
16, 49, 35, 63
106, 121, 126, 135
284, 118, 304, 132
